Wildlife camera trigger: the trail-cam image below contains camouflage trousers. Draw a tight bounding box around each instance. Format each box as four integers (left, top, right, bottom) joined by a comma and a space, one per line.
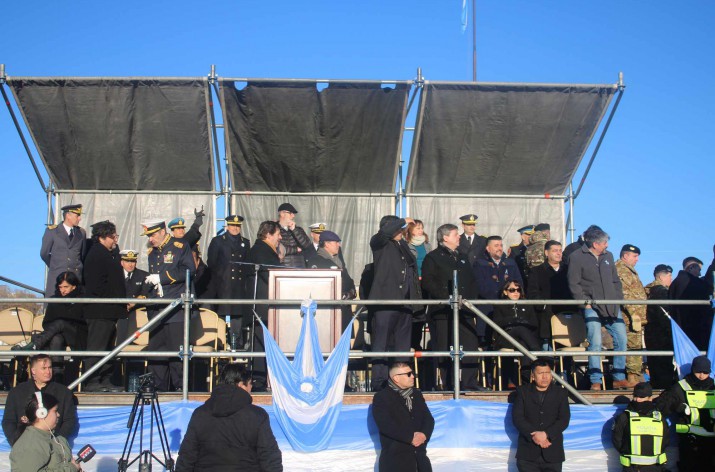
626, 331, 643, 375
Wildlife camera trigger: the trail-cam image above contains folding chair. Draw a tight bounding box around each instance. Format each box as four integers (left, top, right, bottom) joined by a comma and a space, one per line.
551, 312, 605, 390
0, 307, 35, 386
190, 308, 228, 391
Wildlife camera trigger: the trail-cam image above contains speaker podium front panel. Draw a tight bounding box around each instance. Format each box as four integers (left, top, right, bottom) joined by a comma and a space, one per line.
267, 269, 342, 352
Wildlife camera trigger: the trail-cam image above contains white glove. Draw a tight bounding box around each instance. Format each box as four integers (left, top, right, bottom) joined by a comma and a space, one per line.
683, 404, 691, 416
156, 284, 164, 298
145, 274, 161, 286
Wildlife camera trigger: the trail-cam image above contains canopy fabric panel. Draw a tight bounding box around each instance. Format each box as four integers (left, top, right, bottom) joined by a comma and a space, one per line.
57, 193, 216, 272
221, 81, 409, 193
406, 196, 565, 248
232, 194, 395, 278
407, 83, 617, 195
9, 78, 213, 191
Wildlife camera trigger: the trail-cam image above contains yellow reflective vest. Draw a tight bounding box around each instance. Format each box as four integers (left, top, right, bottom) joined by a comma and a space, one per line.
675, 379, 715, 437
619, 410, 667, 467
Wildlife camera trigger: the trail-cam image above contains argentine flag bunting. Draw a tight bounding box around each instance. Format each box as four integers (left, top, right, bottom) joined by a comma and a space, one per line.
669, 315, 701, 378
260, 299, 353, 452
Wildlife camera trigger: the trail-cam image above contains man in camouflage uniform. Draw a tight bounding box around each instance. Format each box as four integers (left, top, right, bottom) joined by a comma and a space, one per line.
525, 223, 551, 270
615, 244, 647, 384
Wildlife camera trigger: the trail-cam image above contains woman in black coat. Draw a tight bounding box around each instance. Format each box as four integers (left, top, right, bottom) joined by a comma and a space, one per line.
493, 279, 541, 386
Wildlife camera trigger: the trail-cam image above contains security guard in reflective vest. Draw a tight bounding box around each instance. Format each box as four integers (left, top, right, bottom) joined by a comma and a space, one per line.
613, 382, 668, 471
655, 355, 715, 470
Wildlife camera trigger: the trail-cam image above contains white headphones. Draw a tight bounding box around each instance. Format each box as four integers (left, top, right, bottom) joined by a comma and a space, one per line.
35, 391, 48, 419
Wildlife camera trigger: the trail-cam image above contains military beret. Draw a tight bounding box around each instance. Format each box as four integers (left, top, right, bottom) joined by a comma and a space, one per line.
278, 203, 298, 214
653, 264, 673, 277
61, 204, 83, 215
225, 215, 244, 226
621, 244, 641, 255
309, 223, 327, 233
460, 214, 478, 225
168, 217, 186, 230
516, 225, 535, 235
319, 230, 341, 243
632, 382, 652, 398
141, 220, 166, 236
119, 249, 139, 261
534, 223, 550, 232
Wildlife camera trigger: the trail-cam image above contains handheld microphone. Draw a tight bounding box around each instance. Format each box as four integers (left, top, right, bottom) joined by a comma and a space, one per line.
76, 444, 96, 463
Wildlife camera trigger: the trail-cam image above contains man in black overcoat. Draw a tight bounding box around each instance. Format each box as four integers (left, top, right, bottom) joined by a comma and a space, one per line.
512, 358, 570, 471
457, 213, 487, 267
372, 361, 435, 472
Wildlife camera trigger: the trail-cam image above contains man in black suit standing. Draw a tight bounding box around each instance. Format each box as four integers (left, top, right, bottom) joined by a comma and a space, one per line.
457, 214, 487, 267
372, 362, 434, 472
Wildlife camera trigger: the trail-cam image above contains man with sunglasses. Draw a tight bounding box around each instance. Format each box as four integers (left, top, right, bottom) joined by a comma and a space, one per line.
372, 362, 434, 472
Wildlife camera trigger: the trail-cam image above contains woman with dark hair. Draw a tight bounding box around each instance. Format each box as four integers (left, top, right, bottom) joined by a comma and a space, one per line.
492, 279, 541, 387
9, 392, 81, 471
21, 272, 88, 382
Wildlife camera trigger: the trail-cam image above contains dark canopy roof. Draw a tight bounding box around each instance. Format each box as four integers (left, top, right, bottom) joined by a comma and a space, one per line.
8, 78, 213, 191
406, 82, 617, 195
220, 80, 409, 193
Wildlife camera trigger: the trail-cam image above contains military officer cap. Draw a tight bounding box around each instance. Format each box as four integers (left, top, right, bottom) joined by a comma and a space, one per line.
534, 223, 550, 232
460, 214, 478, 225
61, 204, 83, 215
168, 217, 186, 230
621, 244, 641, 255
225, 215, 244, 226
309, 223, 327, 233
319, 230, 341, 243
632, 382, 652, 398
141, 220, 166, 236
516, 225, 535, 235
120, 249, 139, 262
278, 202, 298, 214
653, 264, 673, 277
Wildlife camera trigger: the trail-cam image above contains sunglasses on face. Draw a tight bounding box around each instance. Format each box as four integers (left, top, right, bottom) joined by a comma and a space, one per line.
506, 287, 520, 293
395, 371, 414, 377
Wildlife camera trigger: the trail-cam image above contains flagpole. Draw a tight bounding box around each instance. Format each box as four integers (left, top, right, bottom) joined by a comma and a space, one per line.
472, 0, 477, 81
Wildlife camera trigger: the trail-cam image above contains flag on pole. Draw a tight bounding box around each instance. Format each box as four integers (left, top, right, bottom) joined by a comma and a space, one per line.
669, 314, 701, 378
260, 299, 353, 452
461, 0, 468, 33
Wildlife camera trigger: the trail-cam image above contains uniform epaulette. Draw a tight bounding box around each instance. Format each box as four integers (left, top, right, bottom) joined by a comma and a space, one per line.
147, 248, 154, 255
47, 224, 57, 230
173, 241, 184, 249
510, 243, 519, 248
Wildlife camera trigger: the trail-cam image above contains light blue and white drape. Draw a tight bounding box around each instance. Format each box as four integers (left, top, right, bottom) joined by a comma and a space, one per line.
260, 299, 352, 452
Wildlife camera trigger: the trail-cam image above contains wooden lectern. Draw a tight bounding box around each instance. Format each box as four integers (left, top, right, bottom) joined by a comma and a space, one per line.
267, 269, 342, 352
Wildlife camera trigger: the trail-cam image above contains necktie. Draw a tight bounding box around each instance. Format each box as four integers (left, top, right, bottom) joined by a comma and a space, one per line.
68, 228, 74, 242
126, 272, 132, 282
468, 235, 472, 245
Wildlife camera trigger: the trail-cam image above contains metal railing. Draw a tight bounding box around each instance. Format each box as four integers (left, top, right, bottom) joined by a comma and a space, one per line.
0, 274, 711, 404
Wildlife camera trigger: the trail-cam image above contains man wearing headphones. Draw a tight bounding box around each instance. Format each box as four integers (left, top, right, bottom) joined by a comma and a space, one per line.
2, 354, 78, 445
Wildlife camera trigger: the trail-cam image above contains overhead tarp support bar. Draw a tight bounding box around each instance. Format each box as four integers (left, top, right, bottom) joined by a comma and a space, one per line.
220, 80, 410, 193
406, 82, 617, 195
7, 77, 214, 191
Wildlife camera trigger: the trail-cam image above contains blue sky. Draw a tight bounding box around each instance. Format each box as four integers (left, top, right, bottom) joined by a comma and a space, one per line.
2, 1, 714, 290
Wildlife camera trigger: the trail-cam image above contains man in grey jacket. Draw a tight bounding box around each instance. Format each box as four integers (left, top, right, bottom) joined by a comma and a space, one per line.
567, 226, 630, 390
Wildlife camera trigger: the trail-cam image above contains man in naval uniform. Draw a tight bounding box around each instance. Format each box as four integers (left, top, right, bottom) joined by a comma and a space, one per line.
207, 215, 251, 344
120, 249, 151, 310
40, 204, 87, 296
457, 214, 487, 267
142, 220, 195, 391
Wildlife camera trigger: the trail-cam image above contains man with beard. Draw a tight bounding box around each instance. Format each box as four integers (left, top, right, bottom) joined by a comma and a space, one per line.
82, 220, 126, 392
655, 356, 715, 470
644, 265, 676, 389
669, 254, 715, 350
207, 215, 251, 341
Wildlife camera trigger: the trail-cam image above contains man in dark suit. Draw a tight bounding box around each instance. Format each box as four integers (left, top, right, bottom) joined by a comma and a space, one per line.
372, 361, 434, 472
421, 223, 481, 390
40, 203, 87, 295
120, 250, 151, 305
512, 358, 570, 471
368, 215, 421, 391
82, 220, 126, 392
457, 214, 487, 267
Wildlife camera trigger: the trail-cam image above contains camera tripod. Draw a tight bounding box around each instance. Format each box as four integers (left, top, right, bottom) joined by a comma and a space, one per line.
118, 374, 174, 472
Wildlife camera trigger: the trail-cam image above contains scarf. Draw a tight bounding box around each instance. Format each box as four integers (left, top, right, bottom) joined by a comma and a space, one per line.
410, 235, 426, 246
388, 378, 414, 411
317, 247, 343, 269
